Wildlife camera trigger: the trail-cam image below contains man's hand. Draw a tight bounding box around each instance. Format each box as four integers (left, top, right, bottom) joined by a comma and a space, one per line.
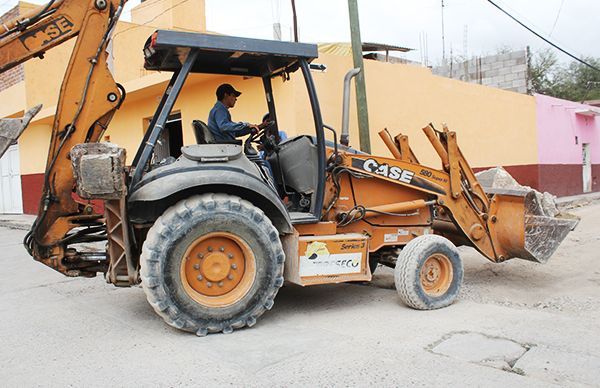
258, 120, 274, 130
248, 124, 260, 135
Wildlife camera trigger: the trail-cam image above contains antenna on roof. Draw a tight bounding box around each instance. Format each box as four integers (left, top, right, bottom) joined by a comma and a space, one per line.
463, 25, 468, 58
441, 0, 446, 64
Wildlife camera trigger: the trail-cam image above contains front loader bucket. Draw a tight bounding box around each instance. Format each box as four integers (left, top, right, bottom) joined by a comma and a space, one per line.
0, 104, 42, 159
490, 189, 579, 264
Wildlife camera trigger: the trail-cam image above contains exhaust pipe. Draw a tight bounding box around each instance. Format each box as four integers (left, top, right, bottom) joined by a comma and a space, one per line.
341, 68, 360, 146
0, 104, 42, 158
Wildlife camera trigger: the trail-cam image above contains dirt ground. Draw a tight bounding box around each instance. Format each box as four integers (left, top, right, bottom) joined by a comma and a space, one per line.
374, 202, 600, 315
0, 202, 598, 387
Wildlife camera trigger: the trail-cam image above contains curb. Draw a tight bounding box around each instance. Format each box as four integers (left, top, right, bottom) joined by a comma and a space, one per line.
0, 218, 34, 231
556, 192, 600, 210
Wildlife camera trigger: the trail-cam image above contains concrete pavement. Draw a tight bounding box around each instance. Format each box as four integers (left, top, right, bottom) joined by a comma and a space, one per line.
0, 203, 599, 386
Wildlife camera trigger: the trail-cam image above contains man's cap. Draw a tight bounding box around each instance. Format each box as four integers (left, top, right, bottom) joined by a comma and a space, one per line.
216, 83, 242, 98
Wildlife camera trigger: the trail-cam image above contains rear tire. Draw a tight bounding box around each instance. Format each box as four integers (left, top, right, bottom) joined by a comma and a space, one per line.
368, 254, 379, 275
394, 235, 463, 310
140, 193, 285, 335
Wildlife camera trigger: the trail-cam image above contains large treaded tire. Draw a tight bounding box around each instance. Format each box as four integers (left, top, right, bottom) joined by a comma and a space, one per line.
394, 234, 463, 310
140, 193, 285, 335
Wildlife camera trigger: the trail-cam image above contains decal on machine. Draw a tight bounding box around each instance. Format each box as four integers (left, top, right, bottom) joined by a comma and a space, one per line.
359, 158, 415, 183
351, 157, 447, 195
299, 241, 363, 277
20, 16, 75, 50
384, 233, 398, 243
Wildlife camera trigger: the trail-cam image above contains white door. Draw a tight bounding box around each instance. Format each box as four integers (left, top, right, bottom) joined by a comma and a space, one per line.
0, 144, 23, 214
582, 143, 592, 193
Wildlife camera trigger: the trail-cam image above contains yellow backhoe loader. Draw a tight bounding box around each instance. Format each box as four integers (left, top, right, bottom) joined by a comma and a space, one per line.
0, 0, 577, 335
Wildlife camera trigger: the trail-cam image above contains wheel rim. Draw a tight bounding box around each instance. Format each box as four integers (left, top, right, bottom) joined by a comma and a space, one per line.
180, 232, 256, 307
420, 254, 453, 296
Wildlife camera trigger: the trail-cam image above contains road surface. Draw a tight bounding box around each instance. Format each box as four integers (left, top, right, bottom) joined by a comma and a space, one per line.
1, 203, 599, 387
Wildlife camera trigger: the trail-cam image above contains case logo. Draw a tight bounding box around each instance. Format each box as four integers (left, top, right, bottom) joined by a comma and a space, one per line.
361, 158, 415, 184
20, 16, 74, 50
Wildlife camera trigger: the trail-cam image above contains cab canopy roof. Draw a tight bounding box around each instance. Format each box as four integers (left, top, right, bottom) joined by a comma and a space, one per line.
144, 30, 318, 77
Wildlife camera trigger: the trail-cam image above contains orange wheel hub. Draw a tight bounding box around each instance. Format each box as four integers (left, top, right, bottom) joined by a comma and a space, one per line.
420, 254, 453, 296
181, 232, 256, 307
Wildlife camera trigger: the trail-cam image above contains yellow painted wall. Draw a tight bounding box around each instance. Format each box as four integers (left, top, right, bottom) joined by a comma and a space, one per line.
105, 73, 268, 164
111, 22, 159, 83
12, 51, 539, 174
7, 0, 201, 174
131, 0, 206, 32
0, 82, 25, 118
4, 0, 538, 178
280, 53, 538, 169
23, 40, 74, 109
362, 57, 538, 168
19, 123, 52, 174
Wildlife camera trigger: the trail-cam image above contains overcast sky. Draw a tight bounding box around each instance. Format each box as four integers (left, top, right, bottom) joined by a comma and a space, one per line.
2, 0, 598, 65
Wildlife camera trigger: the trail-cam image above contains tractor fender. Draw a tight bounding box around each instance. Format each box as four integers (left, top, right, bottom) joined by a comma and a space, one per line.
127, 165, 293, 234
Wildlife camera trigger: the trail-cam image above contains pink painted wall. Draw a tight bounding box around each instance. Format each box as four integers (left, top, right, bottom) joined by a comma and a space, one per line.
536, 94, 600, 165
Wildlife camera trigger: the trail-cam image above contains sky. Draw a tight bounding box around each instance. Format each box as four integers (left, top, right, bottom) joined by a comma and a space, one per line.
2, 0, 599, 66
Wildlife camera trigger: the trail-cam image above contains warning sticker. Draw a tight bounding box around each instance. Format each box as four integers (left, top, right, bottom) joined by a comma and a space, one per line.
384, 233, 398, 243
397, 229, 409, 236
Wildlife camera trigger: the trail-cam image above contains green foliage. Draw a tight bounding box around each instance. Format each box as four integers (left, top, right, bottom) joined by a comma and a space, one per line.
529, 49, 600, 102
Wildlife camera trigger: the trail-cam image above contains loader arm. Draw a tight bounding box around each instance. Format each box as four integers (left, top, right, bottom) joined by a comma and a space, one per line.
337, 150, 503, 262
329, 124, 575, 264
0, 0, 127, 275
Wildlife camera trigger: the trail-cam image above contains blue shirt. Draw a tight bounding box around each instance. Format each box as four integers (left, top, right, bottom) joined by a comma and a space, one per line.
207, 101, 251, 142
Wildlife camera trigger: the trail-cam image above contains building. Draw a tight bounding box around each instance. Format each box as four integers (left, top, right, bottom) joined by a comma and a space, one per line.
532, 94, 600, 196
0, 0, 598, 214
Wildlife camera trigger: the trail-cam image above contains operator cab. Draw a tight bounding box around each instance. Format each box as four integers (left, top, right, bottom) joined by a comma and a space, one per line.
131, 30, 328, 224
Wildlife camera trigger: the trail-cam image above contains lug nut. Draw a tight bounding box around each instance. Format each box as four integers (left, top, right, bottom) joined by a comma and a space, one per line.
193, 264, 200, 270
227, 274, 234, 280
196, 275, 203, 281
219, 246, 225, 252
207, 246, 213, 252
206, 282, 212, 288
231, 264, 237, 270
218, 281, 224, 287
197, 253, 203, 259
228, 253, 234, 259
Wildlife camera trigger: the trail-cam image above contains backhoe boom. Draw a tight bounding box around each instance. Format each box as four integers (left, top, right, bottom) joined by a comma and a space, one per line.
0, 0, 127, 276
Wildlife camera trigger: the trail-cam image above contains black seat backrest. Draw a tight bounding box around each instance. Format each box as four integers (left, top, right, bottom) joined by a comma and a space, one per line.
192, 120, 215, 144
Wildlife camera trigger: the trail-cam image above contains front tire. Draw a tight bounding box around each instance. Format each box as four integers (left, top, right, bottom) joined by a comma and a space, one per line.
140, 194, 285, 335
394, 235, 463, 310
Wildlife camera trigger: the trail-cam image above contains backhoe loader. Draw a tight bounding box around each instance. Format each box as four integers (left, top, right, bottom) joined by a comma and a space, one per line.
0, 0, 577, 335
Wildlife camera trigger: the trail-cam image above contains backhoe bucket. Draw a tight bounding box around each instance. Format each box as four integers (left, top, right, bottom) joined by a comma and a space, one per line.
490, 189, 578, 264
0, 104, 42, 159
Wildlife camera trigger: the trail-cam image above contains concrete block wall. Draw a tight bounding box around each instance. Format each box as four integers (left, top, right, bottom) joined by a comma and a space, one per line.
0, 65, 24, 92
0, 6, 24, 92
432, 49, 529, 94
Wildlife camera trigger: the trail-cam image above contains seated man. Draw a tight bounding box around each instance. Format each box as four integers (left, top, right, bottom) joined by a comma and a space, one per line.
207, 83, 265, 142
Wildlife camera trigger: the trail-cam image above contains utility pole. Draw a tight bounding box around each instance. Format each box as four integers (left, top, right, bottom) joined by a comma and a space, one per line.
347, 0, 370, 153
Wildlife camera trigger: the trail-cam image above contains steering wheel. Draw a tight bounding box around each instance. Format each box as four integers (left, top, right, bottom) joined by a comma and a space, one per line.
252, 120, 277, 143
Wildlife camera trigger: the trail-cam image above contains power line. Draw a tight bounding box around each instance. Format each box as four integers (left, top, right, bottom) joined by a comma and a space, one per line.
549, 0, 564, 37
486, 0, 600, 73
112, 0, 192, 39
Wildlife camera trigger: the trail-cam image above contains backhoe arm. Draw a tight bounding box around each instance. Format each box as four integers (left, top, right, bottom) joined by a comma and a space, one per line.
0, 0, 127, 276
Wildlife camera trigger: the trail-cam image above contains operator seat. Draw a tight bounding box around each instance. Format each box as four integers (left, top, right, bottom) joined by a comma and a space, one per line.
192, 120, 242, 145
192, 120, 215, 144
